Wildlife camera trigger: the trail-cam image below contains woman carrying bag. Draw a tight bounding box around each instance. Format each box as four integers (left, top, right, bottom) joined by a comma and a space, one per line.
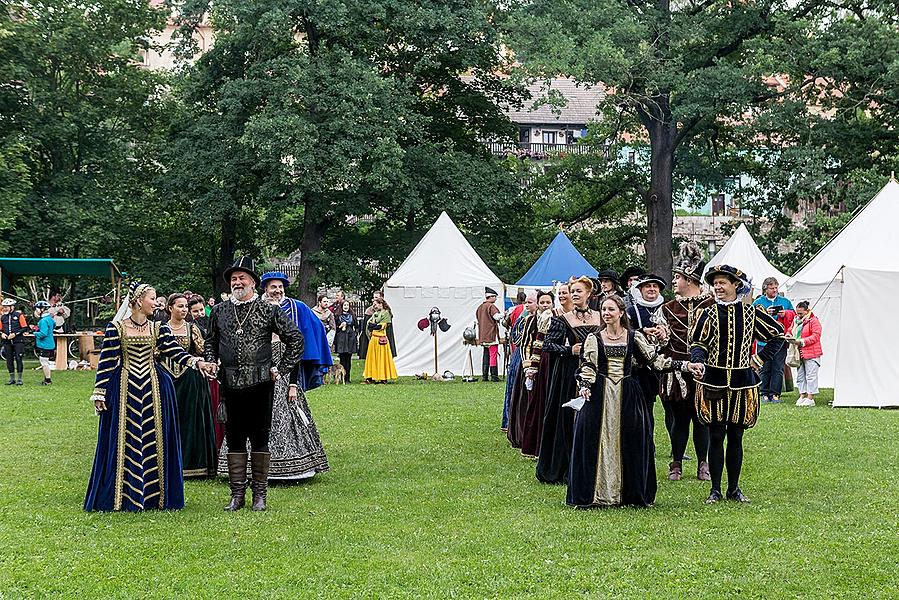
789, 301, 823, 407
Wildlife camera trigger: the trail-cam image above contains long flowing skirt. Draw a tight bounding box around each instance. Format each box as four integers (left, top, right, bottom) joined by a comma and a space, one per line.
174, 369, 217, 478
363, 332, 397, 381
566, 376, 656, 508
520, 353, 552, 458
85, 365, 184, 511
219, 376, 329, 480
506, 366, 527, 449
502, 349, 522, 430
535, 355, 577, 484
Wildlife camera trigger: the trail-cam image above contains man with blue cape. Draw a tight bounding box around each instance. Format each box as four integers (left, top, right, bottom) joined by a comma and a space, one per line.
261, 272, 332, 390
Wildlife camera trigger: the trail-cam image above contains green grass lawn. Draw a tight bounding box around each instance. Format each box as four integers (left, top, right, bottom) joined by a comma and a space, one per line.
1, 366, 897, 598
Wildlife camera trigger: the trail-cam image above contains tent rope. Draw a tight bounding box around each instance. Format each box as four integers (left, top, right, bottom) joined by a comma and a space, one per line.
807, 267, 843, 313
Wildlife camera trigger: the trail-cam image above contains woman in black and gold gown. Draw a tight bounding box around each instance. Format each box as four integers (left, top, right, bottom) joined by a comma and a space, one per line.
85, 282, 215, 512
163, 293, 217, 478
535, 277, 602, 484
566, 295, 699, 508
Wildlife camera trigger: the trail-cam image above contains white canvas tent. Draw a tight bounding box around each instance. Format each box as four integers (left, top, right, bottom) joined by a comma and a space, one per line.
785, 179, 899, 397
833, 268, 899, 407
703, 223, 788, 296
384, 212, 504, 377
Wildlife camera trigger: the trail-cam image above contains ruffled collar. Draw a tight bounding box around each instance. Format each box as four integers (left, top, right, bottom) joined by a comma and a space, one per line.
629, 287, 664, 309
230, 292, 259, 305
675, 291, 713, 303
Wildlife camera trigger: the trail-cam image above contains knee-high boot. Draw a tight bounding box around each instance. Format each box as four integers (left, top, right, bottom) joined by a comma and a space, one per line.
250, 451, 271, 511
225, 452, 248, 511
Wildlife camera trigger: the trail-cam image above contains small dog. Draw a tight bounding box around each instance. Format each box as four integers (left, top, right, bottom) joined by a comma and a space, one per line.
327, 363, 347, 385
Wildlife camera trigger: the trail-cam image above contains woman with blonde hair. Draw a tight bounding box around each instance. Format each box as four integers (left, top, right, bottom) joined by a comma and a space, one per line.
85, 282, 216, 511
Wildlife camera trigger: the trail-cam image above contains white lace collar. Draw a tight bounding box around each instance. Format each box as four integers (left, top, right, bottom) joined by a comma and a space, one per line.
230, 292, 259, 305
630, 287, 664, 309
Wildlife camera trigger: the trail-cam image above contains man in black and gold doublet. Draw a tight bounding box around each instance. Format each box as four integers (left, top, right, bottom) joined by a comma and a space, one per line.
205, 257, 304, 511
690, 265, 785, 504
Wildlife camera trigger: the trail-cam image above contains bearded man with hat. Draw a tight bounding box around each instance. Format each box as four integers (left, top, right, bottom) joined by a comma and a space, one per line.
1, 298, 28, 385
476, 287, 502, 382
259, 271, 332, 391
654, 242, 713, 482
204, 257, 304, 511
689, 263, 785, 504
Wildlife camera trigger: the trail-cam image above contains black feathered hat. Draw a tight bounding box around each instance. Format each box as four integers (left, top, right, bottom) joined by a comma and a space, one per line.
485, 287, 498, 297
673, 241, 706, 284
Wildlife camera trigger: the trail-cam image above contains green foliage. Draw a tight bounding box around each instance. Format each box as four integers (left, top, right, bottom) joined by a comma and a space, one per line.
3, 370, 899, 597
169, 0, 528, 299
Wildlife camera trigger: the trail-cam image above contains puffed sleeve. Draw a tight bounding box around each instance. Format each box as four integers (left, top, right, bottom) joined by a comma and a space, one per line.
689, 307, 712, 363
634, 331, 685, 372
92, 322, 122, 401
576, 333, 600, 387
156, 324, 201, 368
752, 306, 786, 367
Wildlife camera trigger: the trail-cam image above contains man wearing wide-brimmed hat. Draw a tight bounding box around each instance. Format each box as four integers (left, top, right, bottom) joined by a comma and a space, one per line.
204, 257, 304, 511
589, 269, 622, 310
689, 263, 785, 505
654, 242, 713, 483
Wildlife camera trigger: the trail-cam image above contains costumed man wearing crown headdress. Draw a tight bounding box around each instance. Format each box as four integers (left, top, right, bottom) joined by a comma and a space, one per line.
476, 287, 502, 382
204, 258, 304, 511
653, 242, 713, 482
689, 264, 785, 504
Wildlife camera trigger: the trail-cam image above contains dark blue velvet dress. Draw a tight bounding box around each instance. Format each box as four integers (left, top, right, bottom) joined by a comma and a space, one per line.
85, 321, 197, 512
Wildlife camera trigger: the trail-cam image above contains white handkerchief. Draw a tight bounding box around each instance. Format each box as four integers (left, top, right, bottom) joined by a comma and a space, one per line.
562, 396, 585, 411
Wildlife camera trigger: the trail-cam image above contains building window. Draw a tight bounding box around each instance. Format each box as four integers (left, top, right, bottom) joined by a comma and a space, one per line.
542, 131, 557, 144
712, 193, 726, 216
519, 127, 530, 143
628, 151, 636, 164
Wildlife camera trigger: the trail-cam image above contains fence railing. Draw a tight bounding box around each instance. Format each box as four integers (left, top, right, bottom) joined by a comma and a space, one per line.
486, 141, 598, 158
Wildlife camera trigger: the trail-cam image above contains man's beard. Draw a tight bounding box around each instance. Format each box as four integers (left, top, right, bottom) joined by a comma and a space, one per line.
232, 286, 252, 301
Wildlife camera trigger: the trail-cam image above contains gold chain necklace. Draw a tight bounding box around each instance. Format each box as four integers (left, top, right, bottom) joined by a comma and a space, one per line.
232, 301, 256, 335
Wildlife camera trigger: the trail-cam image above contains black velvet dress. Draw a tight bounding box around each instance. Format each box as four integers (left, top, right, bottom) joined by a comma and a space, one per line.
535, 315, 600, 484
567, 330, 682, 508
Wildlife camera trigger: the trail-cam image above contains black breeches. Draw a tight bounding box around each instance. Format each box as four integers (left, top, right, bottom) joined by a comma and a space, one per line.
4, 341, 24, 374
708, 422, 744, 493
338, 353, 352, 381
223, 382, 274, 453
670, 400, 709, 462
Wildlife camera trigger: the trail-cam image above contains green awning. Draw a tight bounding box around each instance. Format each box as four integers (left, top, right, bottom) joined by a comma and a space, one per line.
0, 258, 121, 292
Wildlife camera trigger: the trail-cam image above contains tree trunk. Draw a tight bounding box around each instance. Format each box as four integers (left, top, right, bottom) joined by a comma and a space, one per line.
297, 199, 327, 306
214, 214, 237, 298
644, 119, 676, 280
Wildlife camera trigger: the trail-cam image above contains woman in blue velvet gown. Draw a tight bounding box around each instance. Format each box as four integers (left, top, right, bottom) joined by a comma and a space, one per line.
85, 282, 214, 512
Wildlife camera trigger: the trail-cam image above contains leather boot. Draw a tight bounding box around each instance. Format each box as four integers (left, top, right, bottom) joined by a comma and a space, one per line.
250, 451, 271, 511
697, 461, 711, 481
667, 461, 683, 481
224, 452, 248, 511
490, 365, 500, 383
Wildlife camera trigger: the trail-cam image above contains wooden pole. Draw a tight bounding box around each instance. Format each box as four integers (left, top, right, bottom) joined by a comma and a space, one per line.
433, 332, 439, 376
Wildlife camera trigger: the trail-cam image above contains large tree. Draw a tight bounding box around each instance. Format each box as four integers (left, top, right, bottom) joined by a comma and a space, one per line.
170, 0, 527, 301
506, 0, 834, 276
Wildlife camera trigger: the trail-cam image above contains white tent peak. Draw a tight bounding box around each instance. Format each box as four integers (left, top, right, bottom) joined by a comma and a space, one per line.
787, 179, 899, 286
386, 211, 501, 288
703, 223, 788, 294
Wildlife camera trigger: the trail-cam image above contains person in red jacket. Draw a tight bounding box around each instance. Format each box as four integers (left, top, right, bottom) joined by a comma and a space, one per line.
790, 301, 823, 407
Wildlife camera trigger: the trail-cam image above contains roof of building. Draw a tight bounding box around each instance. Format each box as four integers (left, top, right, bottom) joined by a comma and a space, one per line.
507, 78, 605, 126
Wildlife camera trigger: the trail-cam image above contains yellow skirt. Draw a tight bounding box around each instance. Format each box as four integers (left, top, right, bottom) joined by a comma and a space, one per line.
363, 331, 398, 381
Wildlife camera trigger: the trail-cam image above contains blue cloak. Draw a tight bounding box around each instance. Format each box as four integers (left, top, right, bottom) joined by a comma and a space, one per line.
279, 298, 332, 391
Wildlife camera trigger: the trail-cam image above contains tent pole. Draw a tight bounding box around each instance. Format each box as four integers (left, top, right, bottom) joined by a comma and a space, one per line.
433, 332, 438, 376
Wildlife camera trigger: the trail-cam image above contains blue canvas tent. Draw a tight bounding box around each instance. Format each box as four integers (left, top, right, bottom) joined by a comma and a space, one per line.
515, 232, 598, 286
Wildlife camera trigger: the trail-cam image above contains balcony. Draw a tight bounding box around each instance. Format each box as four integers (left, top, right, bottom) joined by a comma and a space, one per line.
486, 141, 598, 159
